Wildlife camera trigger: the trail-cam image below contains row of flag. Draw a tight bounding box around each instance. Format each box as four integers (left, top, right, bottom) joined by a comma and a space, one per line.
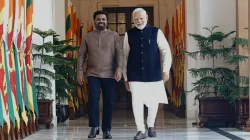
65, 0, 87, 115
169, 0, 186, 108
0, 0, 38, 132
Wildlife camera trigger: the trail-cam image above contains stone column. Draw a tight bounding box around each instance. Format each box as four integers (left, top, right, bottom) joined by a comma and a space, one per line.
245, 0, 250, 132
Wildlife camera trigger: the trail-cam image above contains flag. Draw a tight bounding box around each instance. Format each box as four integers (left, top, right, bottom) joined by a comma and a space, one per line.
65, 0, 75, 112
25, 0, 36, 120
88, 24, 93, 32
65, 0, 72, 58
79, 24, 83, 45
14, 0, 28, 125
76, 18, 80, 47
0, 0, 10, 131
7, 0, 20, 129
164, 19, 169, 41
71, 6, 76, 45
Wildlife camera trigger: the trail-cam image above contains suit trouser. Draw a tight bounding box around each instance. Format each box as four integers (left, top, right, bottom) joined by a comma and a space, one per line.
87, 76, 116, 132
132, 102, 159, 133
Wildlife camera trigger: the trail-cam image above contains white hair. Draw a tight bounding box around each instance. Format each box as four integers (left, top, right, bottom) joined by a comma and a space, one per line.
132, 8, 147, 17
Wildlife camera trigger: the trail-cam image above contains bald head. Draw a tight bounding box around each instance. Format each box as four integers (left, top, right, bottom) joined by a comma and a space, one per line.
132, 8, 148, 30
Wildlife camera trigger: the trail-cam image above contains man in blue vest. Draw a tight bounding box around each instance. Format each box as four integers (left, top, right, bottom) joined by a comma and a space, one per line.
123, 8, 172, 140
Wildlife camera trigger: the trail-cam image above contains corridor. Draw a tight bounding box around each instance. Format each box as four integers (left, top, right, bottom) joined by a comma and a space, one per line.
23, 110, 250, 140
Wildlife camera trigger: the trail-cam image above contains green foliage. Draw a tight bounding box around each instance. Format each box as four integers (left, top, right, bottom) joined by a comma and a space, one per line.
33, 28, 56, 99
52, 34, 79, 103
32, 29, 79, 100
185, 26, 248, 104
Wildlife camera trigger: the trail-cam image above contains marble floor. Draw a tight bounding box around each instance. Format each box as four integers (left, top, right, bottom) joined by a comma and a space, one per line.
24, 110, 250, 140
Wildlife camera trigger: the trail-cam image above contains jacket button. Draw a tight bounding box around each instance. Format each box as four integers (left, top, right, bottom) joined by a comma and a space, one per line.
142, 67, 144, 69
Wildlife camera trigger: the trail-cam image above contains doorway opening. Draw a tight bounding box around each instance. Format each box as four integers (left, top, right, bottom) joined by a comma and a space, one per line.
103, 7, 154, 110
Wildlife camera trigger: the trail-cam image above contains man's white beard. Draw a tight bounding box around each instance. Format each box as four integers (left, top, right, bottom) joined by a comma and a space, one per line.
134, 23, 146, 30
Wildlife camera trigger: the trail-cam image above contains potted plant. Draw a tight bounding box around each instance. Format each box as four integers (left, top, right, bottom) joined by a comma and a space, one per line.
52, 34, 80, 123
32, 28, 56, 129
185, 26, 248, 127
231, 29, 249, 129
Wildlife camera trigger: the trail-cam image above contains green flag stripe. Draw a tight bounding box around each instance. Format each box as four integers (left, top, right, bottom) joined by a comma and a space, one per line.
23, 64, 32, 120
26, 0, 32, 8
14, 46, 24, 113
0, 91, 4, 128
32, 72, 39, 118
66, 15, 71, 32
3, 40, 16, 126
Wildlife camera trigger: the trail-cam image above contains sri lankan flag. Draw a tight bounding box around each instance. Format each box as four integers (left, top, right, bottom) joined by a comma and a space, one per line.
0, 0, 10, 132
65, 0, 75, 112
25, 0, 38, 120
14, 0, 28, 125
7, 0, 20, 129
65, 0, 72, 58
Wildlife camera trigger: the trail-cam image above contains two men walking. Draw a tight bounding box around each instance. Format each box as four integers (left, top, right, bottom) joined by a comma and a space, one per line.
77, 8, 172, 140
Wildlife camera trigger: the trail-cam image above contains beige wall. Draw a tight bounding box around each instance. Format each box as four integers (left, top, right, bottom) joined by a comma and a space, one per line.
79, 0, 176, 44
237, 0, 248, 77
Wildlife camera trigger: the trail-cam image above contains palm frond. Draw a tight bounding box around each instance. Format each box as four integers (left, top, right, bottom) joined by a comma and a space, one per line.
33, 68, 55, 79
188, 68, 214, 78
232, 37, 248, 48
59, 46, 80, 53
36, 85, 53, 99
235, 76, 249, 85
33, 28, 56, 39
34, 76, 52, 88
192, 76, 217, 87
32, 42, 54, 53
225, 55, 248, 64
32, 54, 54, 63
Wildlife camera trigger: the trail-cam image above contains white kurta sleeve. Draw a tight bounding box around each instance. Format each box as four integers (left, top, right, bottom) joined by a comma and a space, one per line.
123, 32, 130, 81
157, 29, 172, 73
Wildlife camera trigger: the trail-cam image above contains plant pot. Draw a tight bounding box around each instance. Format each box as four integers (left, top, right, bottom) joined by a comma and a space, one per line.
56, 104, 69, 123
198, 97, 235, 127
235, 98, 249, 129
78, 104, 86, 116
38, 99, 54, 129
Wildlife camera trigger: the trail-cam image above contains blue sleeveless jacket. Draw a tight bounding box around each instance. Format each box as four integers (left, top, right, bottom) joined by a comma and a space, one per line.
127, 25, 162, 82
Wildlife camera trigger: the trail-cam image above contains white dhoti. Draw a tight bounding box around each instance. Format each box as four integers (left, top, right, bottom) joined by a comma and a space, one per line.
129, 80, 168, 133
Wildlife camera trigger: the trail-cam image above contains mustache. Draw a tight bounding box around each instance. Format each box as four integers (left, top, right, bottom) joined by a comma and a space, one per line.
135, 23, 144, 25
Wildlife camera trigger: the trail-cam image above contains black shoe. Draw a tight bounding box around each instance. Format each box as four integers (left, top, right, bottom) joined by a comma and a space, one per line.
103, 131, 112, 139
134, 131, 146, 140
148, 127, 156, 137
88, 127, 99, 138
